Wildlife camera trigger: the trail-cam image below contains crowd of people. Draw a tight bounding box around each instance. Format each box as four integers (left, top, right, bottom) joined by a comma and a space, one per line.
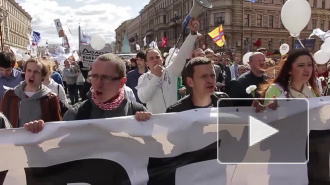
0, 19, 327, 133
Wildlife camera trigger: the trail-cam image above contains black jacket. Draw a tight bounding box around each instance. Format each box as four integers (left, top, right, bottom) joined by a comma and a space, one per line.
227, 71, 267, 107
166, 92, 232, 113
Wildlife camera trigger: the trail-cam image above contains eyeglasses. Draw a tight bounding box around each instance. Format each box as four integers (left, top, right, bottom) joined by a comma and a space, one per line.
88, 74, 122, 82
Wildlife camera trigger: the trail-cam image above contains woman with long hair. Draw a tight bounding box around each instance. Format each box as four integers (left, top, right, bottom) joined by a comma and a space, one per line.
260, 49, 320, 105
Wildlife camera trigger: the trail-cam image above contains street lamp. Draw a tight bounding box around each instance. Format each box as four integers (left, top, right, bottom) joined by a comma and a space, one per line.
170, 15, 180, 45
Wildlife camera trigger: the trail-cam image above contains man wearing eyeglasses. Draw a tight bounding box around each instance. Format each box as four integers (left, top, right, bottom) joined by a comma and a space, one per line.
25, 53, 152, 133
0, 51, 24, 104
61, 53, 151, 121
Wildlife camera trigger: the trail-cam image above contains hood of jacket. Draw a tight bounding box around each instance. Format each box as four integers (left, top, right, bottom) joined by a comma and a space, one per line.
13, 81, 52, 127
14, 81, 51, 100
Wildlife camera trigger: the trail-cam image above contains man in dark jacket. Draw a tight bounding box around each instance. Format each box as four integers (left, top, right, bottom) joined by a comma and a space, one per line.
167, 57, 231, 113
227, 52, 267, 106
126, 51, 148, 104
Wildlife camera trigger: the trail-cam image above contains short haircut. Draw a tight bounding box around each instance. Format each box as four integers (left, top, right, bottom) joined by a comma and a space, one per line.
96, 53, 126, 77
136, 51, 146, 61
24, 58, 49, 77
145, 48, 162, 60
0, 51, 16, 68
249, 52, 264, 62
184, 57, 212, 78
192, 48, 204, 58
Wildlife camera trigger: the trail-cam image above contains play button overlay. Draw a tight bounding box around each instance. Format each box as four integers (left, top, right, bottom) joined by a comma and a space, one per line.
217, 98, 309, 164
249, 116, 279, 147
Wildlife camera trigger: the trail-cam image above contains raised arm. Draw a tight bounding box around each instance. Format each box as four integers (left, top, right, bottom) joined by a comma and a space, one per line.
166, 19, 199, 77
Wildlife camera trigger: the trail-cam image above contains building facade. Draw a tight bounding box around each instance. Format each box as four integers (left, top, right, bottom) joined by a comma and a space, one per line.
115, 19, 132, 53
116, 0, 330, 58
0, 0, 32, 51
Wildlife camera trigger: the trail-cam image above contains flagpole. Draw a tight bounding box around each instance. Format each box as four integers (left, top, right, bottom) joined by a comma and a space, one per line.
242, 0, 245, 57
78, 23, 81, 54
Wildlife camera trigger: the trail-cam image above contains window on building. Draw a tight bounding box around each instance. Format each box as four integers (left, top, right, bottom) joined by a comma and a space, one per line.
312, 19, 317, 29
244, 14, 250, 27
214, 12, 225, 26
269, 0, 273, 3
268, 38, 273, 50
321, 20, 325, 30
322, 0, 325, 9
313, 0, 317, 8
269, 15, 274, 28
163, 15, 166, 23
257, 14, 262, 27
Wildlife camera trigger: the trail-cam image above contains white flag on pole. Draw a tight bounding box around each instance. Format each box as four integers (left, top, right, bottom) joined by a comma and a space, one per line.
143, 36, 147, 46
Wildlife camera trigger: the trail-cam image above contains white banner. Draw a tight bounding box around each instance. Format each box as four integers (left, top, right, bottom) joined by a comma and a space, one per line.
0, 97, 330, 184
80, 44, 112, 69
54, 19, 65, 38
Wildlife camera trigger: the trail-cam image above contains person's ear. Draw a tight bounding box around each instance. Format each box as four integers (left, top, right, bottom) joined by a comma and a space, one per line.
120, 77, 127, 88
187, 77, 194, 88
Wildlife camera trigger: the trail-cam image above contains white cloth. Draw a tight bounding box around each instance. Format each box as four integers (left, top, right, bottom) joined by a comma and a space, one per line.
44, 79, 69, 104
124, 85, 136, 102
229, 65, 238, 81
136, 34, 197, 114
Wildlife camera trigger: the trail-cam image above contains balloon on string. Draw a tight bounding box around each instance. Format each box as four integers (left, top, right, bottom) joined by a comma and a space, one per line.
314, 50, 330, 65
15, 54, 23, 61
243, 52, 253, 65
90, 34, 106, 50
321, 38, 330, 54
279, 43, 290, 55
281, 0, 311, 37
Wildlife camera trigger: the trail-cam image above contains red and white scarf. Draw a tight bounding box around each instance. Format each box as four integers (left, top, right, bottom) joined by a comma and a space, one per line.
92, 88, 125, 110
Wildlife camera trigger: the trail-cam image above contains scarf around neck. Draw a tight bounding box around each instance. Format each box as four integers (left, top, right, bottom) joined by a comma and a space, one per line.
91, 88, 125, 110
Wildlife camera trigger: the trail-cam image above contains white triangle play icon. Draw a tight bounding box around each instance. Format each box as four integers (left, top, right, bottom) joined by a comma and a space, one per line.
249, 116, 279, 147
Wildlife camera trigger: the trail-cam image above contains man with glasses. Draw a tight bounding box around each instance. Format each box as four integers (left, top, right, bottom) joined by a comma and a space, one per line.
62, 53, 151, 121
25, 53, 152, 132
0, 51, 24, 104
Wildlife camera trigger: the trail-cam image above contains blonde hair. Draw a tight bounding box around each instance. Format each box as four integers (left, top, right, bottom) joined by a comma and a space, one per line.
40, 58, 54, 77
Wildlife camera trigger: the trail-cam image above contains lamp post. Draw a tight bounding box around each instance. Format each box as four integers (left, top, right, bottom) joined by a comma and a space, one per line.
171, 15, 180, 46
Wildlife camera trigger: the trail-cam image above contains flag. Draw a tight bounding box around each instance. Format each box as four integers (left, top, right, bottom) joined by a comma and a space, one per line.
154, 37, 158, 49
161, 37, 167, 48
208, 25, 226, 47
143, 36, 146, 46
80, 28, 91, 44
32, 31, 41, 46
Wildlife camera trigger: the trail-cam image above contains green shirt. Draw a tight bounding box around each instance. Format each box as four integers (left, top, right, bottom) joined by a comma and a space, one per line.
264, 84, 317, 105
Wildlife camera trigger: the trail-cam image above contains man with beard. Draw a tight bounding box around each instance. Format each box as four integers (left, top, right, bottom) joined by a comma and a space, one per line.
227, 52, 267, 106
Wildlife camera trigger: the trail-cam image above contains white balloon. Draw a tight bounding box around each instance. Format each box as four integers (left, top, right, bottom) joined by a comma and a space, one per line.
243, 52, 253, 65
321, 38, 330, 54
279, 43, 290, 55
23, 55, 31, 62
15, 54, 22, 61
314, 50, 330, 65
90, 34, 106, 50
281, 0, 311, 37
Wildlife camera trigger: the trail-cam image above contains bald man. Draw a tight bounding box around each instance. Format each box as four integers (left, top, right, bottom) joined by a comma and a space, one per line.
227, 52, 267, 106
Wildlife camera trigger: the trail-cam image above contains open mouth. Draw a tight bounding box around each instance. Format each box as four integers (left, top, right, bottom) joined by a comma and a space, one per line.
28, 79, 34, 83
206, 85, 215, 90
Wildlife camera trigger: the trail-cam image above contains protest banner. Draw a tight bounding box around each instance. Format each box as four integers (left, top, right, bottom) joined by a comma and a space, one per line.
0, 97, 330, 184
80, 44, 112, 69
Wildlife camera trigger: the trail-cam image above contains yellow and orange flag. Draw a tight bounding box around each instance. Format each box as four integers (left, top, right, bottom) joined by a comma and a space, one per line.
208, 25, 226, 47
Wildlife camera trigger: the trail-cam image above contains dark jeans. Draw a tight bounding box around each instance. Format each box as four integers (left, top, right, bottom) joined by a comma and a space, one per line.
63, 81, 68, 94
67, 84, 79, 105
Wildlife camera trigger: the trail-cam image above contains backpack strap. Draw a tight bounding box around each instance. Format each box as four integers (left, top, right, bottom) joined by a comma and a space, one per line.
76, 100, 93, 120
41, 92, 62, 122
0, 90, 20, 128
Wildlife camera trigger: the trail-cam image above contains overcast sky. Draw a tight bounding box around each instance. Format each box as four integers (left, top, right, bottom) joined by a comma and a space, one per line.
16, 0, 149, 47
